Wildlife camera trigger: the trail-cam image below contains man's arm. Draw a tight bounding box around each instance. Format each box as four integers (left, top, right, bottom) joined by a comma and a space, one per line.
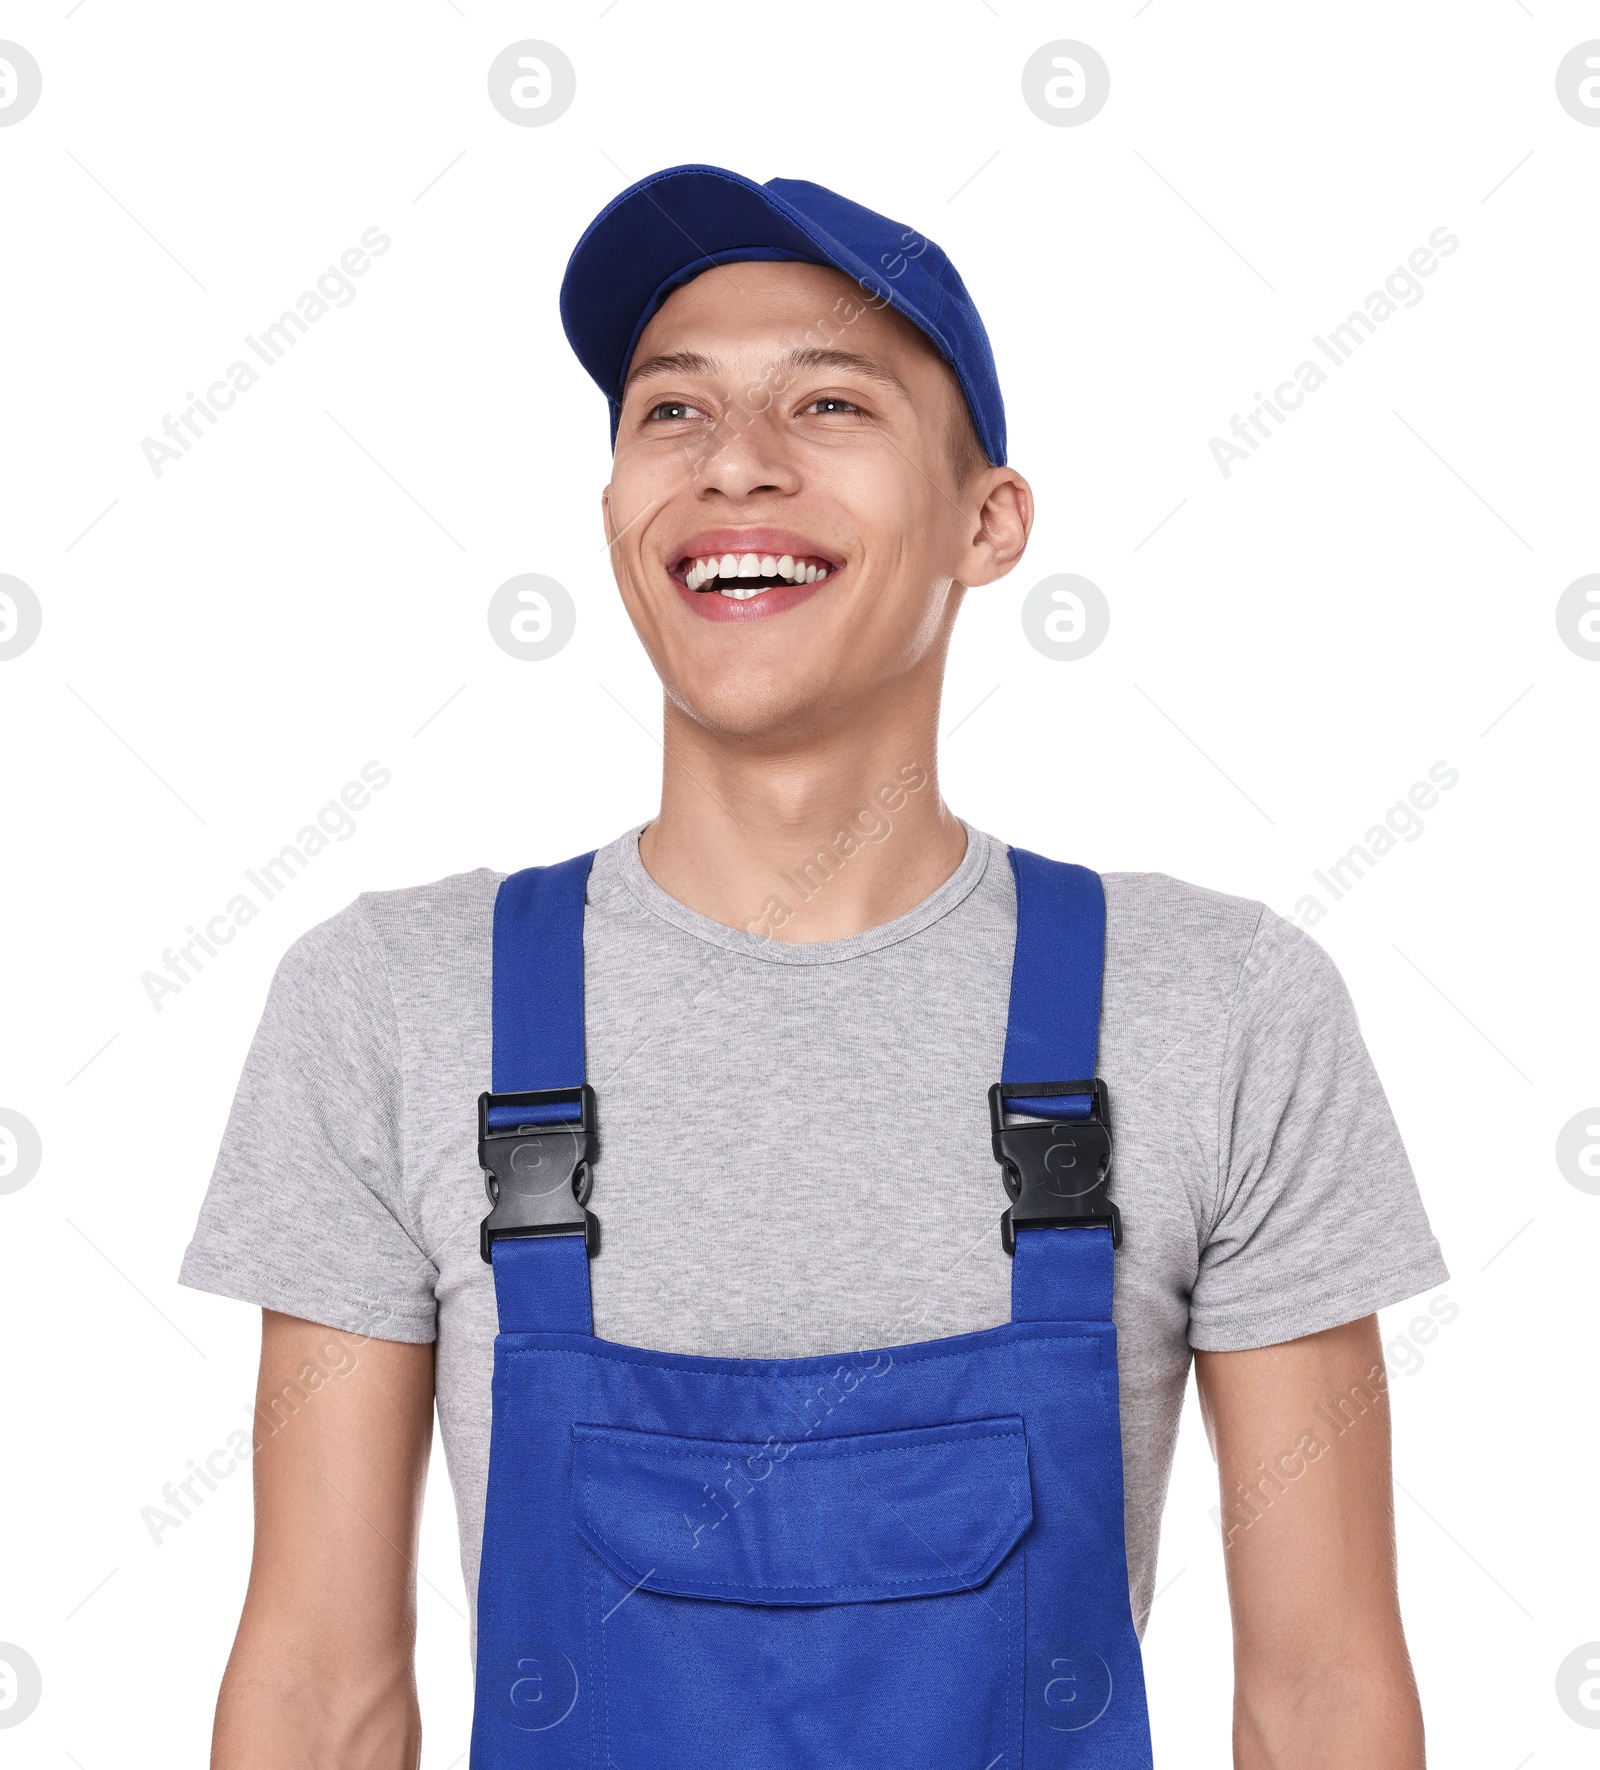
1195, 1314, 1426, 1770
211, 1310, 435, 1770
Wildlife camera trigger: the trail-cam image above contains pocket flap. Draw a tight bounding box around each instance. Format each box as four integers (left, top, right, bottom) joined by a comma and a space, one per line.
572, 1414, 1031, 1607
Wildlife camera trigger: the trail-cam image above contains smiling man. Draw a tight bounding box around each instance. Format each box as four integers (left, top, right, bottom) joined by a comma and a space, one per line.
183, 166, 1446, 1769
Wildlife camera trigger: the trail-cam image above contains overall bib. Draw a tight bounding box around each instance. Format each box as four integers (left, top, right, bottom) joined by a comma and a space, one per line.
469, 849, 1153, 1768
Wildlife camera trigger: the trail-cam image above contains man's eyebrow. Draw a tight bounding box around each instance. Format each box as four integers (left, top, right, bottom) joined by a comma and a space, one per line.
622, 344, 914, 404
622, 350, 719, 395
779, 347, 911, 399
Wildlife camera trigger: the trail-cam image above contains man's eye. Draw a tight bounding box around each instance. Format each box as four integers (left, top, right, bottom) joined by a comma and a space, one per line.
648, 400, 704, 422
806, 397, 862, 415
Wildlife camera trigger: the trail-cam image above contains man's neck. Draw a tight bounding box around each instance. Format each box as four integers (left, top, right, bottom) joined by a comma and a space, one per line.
637, 699, 968, 943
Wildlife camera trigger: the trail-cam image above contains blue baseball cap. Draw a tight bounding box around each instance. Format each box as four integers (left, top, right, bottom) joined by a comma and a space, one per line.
559, 163, 1007, 466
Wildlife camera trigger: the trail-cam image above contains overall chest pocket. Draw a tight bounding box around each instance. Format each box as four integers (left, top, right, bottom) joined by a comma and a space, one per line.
573, 1415, 1031, 1769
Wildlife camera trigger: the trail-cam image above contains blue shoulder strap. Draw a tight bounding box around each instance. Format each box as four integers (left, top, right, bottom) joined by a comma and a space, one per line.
485, 845, 1114, 1337
1002, 849, 1115, 1326
487, 853, 597, 1334
1001, 849, 1105, 1105
491, 853, 594, 1101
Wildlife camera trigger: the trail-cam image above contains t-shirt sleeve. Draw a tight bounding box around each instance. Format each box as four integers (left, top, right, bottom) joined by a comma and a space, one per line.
178, 898, 438, 1343
1187, 907, 1449, 1351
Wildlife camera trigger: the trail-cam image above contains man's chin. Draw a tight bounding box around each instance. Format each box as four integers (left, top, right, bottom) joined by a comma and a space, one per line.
663, 668, 854, 745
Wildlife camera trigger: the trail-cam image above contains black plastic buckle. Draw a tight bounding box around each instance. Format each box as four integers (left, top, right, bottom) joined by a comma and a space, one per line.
989, 1079, 1119, 1254
478, 1085, 599, 1263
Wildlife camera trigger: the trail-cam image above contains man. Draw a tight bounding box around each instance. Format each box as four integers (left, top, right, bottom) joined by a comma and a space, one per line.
182, 166, 1446, 1768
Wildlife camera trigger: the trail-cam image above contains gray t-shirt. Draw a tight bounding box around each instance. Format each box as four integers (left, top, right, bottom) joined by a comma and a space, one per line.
179, 825, 1448, 1636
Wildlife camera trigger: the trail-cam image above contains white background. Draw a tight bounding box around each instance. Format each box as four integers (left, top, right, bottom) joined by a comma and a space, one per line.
1, 2, 1596, 1764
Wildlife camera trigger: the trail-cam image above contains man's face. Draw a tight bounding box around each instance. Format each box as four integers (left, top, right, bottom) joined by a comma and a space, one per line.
602, 260, 1027, 740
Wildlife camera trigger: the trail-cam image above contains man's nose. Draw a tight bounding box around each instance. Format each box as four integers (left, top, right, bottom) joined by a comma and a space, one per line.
690, 411, 800, 499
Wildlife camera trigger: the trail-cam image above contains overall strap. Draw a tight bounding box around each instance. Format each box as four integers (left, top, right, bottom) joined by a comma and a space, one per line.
484, 852, 597, 1335
1000, 848, 1115, 1326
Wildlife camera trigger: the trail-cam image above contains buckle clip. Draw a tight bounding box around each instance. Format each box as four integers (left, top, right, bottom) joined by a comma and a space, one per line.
478, 1085, 599, 1263
989, 1079, 1119, 1254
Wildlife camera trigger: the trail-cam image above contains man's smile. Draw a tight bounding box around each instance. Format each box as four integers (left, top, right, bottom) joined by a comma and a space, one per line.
666, 527, 843, 621
681, 553, 834, 596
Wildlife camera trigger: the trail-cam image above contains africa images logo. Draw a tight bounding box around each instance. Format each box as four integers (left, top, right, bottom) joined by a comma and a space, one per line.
1555, 41, 1600, 125
1209, 228, 1460, 477
139, 229, 392, 477
0, 41, 43, 127
487, 575, 577, 661
0, 1643, 42, 1729
0, 1110, 42, 1197
1022, 575, 1111, 661
487, 41, 576, 126
1021, 41, 1111, 127
0, 575, 42, 661
140, 763, 391, 1011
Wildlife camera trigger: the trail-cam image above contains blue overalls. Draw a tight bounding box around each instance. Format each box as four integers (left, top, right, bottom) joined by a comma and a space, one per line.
469, 849, 1153, 1767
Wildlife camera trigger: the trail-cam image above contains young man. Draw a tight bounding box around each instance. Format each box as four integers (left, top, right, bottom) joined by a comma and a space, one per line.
182, 166, 1447, 1768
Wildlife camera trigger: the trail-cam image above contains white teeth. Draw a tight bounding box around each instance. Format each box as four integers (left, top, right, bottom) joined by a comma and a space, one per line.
681, 550, 836, 594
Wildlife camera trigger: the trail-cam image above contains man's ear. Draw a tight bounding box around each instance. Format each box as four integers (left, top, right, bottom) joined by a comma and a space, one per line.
959, 468, 1034, 588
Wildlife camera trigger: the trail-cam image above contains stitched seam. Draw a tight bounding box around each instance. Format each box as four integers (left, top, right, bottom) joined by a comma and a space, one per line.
614, 824, 993, 967
583, 1475, 1025, 1597
351, 894, 419, 1251
1188, 1254, 1447, 1327
1011, 1544, 1024, 1757
178, 1256, 435, 1323
501, 1330, 1105, 1376
1209, 899, 1268, 1245
595, 1556, 612, 1770
576, 1426, 1024, 1461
